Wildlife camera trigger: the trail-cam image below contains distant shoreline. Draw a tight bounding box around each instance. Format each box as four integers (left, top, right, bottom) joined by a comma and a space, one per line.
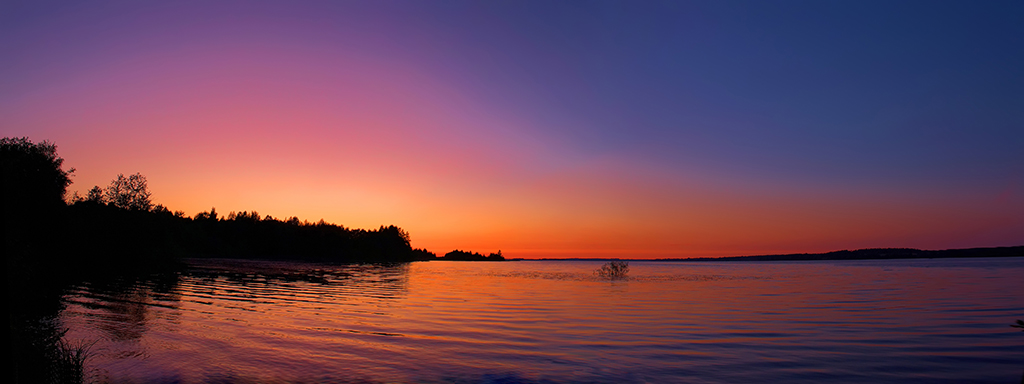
532, 245, 1024, 262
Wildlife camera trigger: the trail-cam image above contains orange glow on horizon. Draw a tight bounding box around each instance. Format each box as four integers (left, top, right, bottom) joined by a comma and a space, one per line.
7, 5, 1022, 259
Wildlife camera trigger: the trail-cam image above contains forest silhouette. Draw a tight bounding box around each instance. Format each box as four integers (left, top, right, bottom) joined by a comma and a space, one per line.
442, 249, 506, 261
2, 137, 448, 275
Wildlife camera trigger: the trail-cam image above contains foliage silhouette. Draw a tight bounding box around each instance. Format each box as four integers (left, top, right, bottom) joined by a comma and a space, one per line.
1, 137, 74, 214
104, 173, 152, 211
53, 201, 422, 265
85, 185, 104, 203
442, 249, 506, 261
3, 137, 80, 383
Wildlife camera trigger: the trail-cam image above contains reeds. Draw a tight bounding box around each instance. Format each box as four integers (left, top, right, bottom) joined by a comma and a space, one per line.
48, 336, 94, 384
31, 327, 95, 384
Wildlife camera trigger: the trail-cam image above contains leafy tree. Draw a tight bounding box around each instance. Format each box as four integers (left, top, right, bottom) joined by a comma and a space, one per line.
411, 248, 437, 260
0, 137, 74, 213
487, 250, 504, 260
86, 186, 104, 204
227, 211, 261, 223
378, 225, 411, 247
104, 173, 152, 211
194, 208, 219, 221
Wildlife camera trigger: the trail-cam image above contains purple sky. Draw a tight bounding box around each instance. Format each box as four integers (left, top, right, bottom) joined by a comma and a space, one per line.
2, 1, 1022, 257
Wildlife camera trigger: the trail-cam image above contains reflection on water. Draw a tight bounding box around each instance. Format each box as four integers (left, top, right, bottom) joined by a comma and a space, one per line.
60, 258, 1024, 383
64, 273, 182, 343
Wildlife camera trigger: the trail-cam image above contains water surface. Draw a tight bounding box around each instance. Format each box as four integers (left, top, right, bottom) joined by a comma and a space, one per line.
60, 258, 1024, 383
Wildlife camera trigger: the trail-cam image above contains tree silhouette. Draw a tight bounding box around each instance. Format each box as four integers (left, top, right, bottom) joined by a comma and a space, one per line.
0, 137, 74, 214
194, 207, 219, 221
4, 137, 443, 265
104, 173, 152, 211
488, 250, 504, 260
3, 137, 79, 383
86, 186, 104, 204
441, 249, 505, 261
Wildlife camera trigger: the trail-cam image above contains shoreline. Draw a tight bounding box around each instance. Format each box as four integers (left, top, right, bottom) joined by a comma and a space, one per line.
530, 245, 1024, 262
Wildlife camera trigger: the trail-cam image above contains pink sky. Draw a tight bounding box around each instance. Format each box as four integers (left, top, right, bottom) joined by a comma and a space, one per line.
3, 1, 1022, 258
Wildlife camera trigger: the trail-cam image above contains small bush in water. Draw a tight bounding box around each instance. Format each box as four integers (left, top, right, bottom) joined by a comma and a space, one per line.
595, 261, 629, 280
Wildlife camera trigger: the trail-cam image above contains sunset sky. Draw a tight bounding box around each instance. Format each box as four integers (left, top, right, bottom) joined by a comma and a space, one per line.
2, 1, 1022, 258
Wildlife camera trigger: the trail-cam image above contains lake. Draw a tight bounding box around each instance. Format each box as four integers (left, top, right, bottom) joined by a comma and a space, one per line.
59, 257, 1024, 383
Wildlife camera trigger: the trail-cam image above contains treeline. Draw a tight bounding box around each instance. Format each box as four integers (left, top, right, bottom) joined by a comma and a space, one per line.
2, 137, 438, 277
442, 249, 505, 261
61, 203, 429, 266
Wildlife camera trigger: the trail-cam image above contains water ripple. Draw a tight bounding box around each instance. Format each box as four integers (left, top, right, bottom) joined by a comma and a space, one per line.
57, 257, 1024, 383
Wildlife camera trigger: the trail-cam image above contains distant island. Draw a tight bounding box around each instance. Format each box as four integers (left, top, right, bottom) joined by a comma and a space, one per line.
441, 249, 506, 261
540, 246, 1023, 262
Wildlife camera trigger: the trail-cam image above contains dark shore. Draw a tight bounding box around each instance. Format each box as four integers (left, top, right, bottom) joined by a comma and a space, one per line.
539, 245, 1024, 262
